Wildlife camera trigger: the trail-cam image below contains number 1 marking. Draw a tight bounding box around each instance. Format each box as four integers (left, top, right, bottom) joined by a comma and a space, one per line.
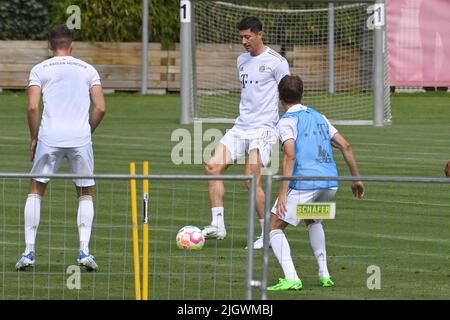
180, 0, 191, 23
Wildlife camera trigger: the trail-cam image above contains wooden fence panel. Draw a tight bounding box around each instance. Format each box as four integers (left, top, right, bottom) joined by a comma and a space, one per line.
0, 41, 180, 91
0, 41, 363, 92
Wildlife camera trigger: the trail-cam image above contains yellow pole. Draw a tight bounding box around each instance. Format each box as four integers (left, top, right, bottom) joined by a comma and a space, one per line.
142, 161, 149, 300
130, 162, 141, 300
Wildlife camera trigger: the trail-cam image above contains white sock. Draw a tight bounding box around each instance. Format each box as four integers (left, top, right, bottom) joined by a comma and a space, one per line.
211, 207, 225, 229
308, 222, 329, 278
24, 194, 41, 253
270, 229, 299, 281
259, 219, 264, 237
77, 195, 94, 254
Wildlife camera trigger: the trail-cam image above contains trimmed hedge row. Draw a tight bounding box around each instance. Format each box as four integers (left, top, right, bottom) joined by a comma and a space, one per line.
0, 0, 52, 40
0, 0, 179, 43
0, 1, 361, 45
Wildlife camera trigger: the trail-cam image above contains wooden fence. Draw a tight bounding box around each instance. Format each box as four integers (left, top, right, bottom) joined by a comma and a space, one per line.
0, 41, 179, 91
0, 41, 362, 92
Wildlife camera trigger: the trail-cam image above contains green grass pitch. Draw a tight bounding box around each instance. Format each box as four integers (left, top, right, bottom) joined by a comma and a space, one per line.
0, 91, 449, 299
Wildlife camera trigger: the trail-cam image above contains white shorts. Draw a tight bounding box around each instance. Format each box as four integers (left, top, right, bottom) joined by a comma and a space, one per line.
271, 188, 337, 226
219, 126, 277, 167
31, 142, 95, 187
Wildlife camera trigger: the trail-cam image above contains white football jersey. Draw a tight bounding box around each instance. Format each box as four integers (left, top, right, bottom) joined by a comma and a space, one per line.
235, 47, 290, 130
28, 56, 101, 147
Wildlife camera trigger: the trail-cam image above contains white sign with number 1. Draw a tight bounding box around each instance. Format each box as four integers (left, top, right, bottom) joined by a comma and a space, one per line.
373, 3, 385, 27
180, 0, 191, 23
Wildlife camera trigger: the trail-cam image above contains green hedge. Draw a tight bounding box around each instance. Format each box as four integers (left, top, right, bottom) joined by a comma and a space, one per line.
51, 0, 180, 43
147, 0, 179, 44
51, 0, 143, 42
0, 0, 362, 45
0, 0, 52, 40
1, 0, 180, 43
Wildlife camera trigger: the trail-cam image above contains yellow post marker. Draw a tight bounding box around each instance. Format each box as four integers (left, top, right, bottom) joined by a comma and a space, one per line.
130, 162, 141, 300
142, 161, 149, 300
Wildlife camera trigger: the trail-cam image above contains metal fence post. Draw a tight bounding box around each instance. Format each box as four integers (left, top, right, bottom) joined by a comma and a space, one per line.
141, 0, 149, 94
180, 0, 194, 124
373, 0, 386, 126
246, 173, 257, 300
261, 174, 273, 300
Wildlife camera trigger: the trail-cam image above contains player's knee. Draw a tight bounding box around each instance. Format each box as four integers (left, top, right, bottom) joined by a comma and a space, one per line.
205, 163, 220, 175
270, 214, 286, 230
269, 229, 284, 245
205, 163, 214, 175
243, 176, 263, 190
246, 163, 262, 176
77, 186, 92, 197
305, 219, 321, 227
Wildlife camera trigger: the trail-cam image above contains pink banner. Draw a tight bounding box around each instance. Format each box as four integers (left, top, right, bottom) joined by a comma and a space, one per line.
387, 0, 450, 86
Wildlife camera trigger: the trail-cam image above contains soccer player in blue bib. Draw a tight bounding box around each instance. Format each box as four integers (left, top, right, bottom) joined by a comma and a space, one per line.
267, 75, 365, 291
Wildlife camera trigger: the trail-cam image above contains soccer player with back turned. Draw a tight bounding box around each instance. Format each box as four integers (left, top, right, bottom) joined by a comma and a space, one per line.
15, 25, 106, 272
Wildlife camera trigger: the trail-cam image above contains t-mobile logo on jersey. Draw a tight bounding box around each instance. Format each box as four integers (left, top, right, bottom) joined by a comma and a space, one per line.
240, 74, 259, 89
240, 74, 248, 88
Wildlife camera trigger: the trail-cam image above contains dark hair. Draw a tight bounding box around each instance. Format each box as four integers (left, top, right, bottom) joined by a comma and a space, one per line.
49, 25, 74, 50
237, 16, 262, 33
278, 75, 304, 103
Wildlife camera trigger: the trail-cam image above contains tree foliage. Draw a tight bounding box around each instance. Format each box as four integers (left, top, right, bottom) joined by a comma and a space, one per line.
0, 0, 362, 45
51, 0, 180, 43
51, 0, 143, 42
1, 0, 180, 42
0, 0, 52, 40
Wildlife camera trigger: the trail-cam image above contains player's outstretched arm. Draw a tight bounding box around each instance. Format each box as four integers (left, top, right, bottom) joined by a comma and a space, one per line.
27, 85, 41, 161
89, 85, 106, 134
331, 133, 365, 199
445, 161, 450, 177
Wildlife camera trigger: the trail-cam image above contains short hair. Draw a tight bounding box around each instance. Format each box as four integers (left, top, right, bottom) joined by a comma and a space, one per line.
49, 25, 74, 50
278, 75, 304, 103
237, 16, 263, 33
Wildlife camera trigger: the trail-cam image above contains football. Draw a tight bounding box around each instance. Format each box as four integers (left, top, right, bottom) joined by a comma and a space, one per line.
176, 225, 205, 251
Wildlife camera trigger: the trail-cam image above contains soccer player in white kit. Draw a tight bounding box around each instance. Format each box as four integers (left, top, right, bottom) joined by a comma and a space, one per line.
267, 75, 365, 291
202, 16, 290, 249
15, 26, 106, 272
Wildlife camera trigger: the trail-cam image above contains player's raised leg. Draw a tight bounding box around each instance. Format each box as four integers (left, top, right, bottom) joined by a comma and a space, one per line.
203, 143, 232, 239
